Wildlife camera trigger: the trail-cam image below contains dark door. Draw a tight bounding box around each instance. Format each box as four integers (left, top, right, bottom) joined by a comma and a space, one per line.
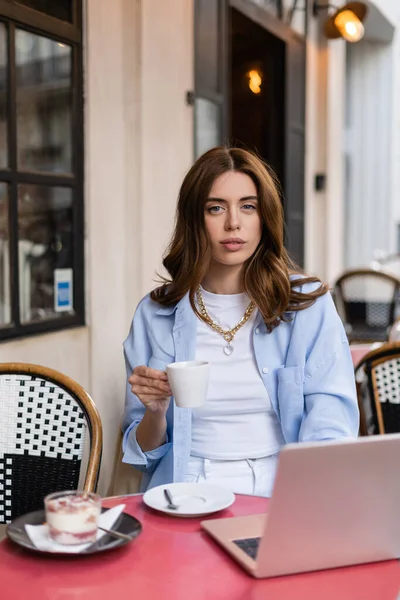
194, 0, 306, 265
229, 7, 285, 192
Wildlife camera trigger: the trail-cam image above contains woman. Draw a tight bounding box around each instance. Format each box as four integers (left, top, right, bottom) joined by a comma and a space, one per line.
122, 146, 359, 496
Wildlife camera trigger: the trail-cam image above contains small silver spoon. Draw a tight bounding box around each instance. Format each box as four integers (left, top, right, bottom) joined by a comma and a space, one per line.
163, 488, 179, 510
98, 526, 133, 541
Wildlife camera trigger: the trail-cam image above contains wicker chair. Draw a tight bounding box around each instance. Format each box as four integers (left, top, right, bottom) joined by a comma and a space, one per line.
0, 363, 102, 523
333, 269, 400, 343
354, 342, 400, 436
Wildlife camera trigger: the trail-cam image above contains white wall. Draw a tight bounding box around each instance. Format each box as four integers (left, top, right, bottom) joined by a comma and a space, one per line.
344, 39, 393, 267
387, 9, 400, 253
365, 0, 400, 255
85, 0, 193, 493
325, 40, 346, 283
140, 0, 194, 293
392, 36, 400, 252
0, 328, 90, 387
305, 0, 400, 283
86, 0, 132, 494
343, 0, 400, 267
305, 22, 327, 279
305, 12, 346, 284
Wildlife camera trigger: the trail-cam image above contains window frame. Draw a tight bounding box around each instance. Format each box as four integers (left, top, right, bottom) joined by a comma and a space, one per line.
0, 0, 84, 340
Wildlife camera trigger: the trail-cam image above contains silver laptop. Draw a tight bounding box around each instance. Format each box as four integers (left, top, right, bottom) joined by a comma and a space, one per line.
201, 434, 400, 578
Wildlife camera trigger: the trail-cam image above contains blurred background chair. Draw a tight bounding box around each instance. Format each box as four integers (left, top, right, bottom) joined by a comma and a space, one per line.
354, 342, 400, 436
0, 363, 102, 523
333, 269, 400, 343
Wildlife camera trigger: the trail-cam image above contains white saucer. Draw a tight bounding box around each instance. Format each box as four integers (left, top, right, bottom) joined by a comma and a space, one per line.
143, 482, 235, 518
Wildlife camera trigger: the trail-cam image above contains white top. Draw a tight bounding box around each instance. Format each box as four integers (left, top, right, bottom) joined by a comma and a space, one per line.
192, 287, 285, 460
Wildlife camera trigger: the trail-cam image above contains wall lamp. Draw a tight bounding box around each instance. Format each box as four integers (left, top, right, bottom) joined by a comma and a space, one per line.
313, 2, 368, 43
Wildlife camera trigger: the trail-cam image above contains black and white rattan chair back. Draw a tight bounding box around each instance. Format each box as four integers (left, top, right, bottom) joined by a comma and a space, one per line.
0, 363, 102, 523
354, 343, 400, 436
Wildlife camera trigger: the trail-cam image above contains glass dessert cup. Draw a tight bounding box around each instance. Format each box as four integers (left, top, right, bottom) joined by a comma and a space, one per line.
44, 490, 102, 545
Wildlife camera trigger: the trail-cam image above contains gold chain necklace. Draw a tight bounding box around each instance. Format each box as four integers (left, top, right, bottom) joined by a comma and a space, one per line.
196, 288, 256, 356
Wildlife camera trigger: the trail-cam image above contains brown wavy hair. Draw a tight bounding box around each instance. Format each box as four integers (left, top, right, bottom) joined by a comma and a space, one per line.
151, 146, 328, 330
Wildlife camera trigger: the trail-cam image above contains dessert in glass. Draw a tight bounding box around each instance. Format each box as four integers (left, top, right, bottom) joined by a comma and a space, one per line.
44, 490, 101, 545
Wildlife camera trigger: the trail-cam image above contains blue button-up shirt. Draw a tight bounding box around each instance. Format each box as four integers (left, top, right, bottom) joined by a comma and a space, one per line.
122, 282, 359, 492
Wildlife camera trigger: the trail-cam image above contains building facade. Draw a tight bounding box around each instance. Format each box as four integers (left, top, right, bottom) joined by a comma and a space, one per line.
0, 0, 398, 492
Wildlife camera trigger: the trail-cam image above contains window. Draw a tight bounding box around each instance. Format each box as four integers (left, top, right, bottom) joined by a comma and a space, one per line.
194, 0, 227, 158
0, 0, 83, 339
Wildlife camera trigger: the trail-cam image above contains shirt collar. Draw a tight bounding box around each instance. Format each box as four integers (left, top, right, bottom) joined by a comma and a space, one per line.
155, 305, 177, 316
155, 292, 190, 317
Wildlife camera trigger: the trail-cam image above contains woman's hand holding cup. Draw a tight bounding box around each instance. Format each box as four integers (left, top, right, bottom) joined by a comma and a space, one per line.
129, 366, 172, 414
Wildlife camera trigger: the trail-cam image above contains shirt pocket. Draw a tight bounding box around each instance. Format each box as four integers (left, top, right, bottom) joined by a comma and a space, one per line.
276, 366, 304, 442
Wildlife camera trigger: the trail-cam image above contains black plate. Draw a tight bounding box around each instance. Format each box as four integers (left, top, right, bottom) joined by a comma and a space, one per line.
6, 507, 142, 555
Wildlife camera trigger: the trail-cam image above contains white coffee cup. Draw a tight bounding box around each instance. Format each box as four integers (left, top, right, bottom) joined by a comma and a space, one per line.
166, 360, 210, 408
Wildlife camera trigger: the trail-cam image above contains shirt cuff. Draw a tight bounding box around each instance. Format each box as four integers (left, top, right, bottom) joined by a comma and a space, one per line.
122, 420, 171, 470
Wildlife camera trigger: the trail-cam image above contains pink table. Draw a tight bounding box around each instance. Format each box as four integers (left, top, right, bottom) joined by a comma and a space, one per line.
0, 494, 399, 600
350, 343, 377, 366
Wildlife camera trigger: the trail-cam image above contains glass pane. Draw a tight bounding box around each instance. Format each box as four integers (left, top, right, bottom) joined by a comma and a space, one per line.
248, 0, 280, 18
16, 30, 72, 173
0, 183, 11, 326
0, 24, 7, 168
18, 184, 74, 323
195, 98, 221, 158
16, 0, 73, 23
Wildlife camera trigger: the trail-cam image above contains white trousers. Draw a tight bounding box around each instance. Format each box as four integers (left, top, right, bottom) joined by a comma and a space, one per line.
183, 454, 279, 498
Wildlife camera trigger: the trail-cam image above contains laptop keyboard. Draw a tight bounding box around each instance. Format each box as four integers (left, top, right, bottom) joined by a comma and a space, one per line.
233, 537, 261, 560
